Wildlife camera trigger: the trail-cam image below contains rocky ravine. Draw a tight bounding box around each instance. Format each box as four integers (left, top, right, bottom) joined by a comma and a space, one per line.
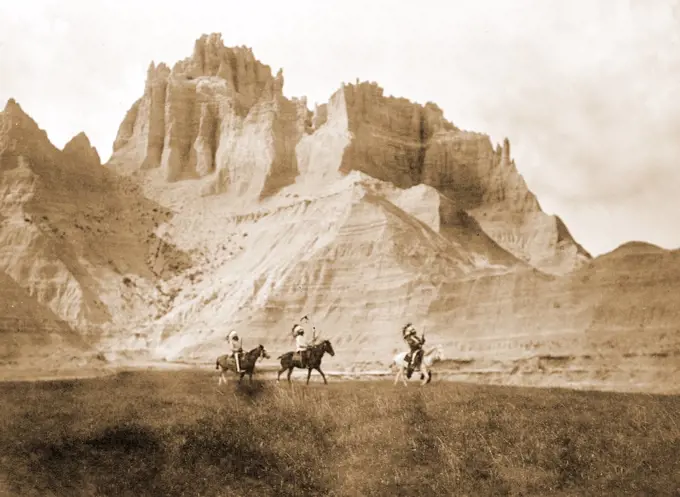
1, 33, 677, 393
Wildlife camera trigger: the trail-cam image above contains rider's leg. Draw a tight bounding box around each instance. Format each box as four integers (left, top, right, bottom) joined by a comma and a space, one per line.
235, 352, 241, 372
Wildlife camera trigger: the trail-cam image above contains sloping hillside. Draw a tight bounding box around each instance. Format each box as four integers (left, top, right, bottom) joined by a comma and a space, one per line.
126, 171, 522, 365
423, 242, 680, 393
576, 243, 680, 351
0, 99, 191, 349
0, 271, 84, 364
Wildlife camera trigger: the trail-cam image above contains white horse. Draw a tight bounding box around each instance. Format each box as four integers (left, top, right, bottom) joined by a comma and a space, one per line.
391, 344, 445, 386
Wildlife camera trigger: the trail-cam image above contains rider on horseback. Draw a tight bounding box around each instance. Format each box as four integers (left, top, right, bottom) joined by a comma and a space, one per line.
292, 315, 316, 368
402, 322, 425, 371
226, 330, 244, 373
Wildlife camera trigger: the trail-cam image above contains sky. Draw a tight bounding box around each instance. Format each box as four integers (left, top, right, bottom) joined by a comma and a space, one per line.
1, 0, 679, 256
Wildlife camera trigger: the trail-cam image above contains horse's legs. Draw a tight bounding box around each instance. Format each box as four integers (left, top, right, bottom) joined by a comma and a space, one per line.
401, 367, 408, 387
287, 367, 293, 383
306, 368, 313, 385
239, 372, 245, 384
420, 366, 428, 386
315, 367, 327, 385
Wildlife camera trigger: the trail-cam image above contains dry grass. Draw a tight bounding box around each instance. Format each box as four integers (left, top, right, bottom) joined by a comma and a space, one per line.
1, 370, 679, 496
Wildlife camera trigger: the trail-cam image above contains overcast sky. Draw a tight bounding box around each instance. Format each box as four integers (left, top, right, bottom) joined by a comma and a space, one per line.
1, 0, 679, 256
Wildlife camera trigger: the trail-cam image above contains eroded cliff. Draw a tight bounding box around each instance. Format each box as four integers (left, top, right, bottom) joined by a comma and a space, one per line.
108, 43, 590, 276
2, 33, 676, 393
334, 82, 591, 275
108, 33, 309, 203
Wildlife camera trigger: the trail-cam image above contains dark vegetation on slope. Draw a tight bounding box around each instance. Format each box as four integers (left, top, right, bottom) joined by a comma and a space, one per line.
1, 371, 679, 496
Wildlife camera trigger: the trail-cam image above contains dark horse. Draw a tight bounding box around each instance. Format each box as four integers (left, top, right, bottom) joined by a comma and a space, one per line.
216, 344, 270, 385
277, 339, 335, 385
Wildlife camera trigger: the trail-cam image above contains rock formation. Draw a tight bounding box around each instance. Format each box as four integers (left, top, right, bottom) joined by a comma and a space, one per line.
108, 49, 590, 275
309, 82, 591, 274
108, 33, 308, 202
63, 132, 102, 168
0, 270, 85, 364
0, 99, 190, 347
2, 34, 677, 393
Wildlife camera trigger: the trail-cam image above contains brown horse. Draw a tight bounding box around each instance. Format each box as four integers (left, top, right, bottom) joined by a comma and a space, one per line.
216, 344, 270, 385
276, 339, 335, 385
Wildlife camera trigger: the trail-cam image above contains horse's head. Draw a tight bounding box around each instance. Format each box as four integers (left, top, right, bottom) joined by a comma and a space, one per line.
257, 344, 270, 360
322, 339, 335, 357
430, 345, 445, 362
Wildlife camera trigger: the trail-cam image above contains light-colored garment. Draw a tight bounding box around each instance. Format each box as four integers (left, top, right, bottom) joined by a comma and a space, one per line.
229, 336, 242, 353
295, 333, 309, 352
233, 351, 242, 372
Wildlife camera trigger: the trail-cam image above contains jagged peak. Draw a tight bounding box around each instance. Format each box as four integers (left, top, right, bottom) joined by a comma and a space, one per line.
0, 98, 50, 144
195, 32, 226, 50
336, 81, 531, 156
554, 215, 592, 258
502, 137, 511, 161
63, 132, 102, 167
64, 131, 92, 147
2, 98, 32, 121
337, 80, 461, 134
135, 32, 286, 109
4, 97, 20, 113
166, 33, 275, 83
147, 61, 170, 75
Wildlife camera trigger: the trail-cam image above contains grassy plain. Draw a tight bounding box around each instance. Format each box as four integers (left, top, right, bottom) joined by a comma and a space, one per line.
1, 369, 679, 496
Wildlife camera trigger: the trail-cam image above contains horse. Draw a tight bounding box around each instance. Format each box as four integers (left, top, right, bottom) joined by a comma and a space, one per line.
391, 344, 445, 387
216, 344, 270, 385
276, 339, 335, 385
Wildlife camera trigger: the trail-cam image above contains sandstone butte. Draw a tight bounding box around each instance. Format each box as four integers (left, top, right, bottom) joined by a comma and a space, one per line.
1, 33, 678, 393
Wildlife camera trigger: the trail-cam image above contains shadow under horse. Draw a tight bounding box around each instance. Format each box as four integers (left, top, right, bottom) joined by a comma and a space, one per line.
216, 344, 270, 385
277, 339, 335, 385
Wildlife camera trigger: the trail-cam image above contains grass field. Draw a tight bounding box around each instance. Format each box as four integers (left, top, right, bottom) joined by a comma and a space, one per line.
1, 370, 679, 497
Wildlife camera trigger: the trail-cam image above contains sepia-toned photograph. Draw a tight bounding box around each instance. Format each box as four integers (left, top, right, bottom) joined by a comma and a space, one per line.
1, 1, 679, 495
